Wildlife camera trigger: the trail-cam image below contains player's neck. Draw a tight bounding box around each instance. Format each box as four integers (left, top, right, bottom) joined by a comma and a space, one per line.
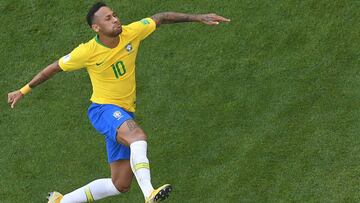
98, 34, 120, 49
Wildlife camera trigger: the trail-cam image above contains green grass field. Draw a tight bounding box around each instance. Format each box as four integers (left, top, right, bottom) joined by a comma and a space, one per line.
1, 0, 360, 202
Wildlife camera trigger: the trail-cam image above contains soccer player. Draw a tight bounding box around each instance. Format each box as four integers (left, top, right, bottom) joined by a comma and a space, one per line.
7, 2, 230, 203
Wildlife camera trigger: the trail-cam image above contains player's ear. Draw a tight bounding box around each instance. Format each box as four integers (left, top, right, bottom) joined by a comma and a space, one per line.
92, 24, 100, 32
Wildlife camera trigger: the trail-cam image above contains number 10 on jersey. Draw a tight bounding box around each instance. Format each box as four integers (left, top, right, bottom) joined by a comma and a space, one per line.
112, 61, 126, 78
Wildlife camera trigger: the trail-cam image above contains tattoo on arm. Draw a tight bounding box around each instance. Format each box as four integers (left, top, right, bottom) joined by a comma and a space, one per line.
30, 70, 51, 88
29, 61, 62, 88
151, 12, 199, 27
126, 120, 139, 131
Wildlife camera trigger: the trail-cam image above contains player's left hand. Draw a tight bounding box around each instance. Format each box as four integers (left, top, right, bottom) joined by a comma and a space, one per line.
197, 13, 230, 25
7, 90, 23, 109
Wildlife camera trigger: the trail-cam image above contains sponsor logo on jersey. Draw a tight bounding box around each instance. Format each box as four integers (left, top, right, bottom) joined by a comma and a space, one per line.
96, 61, 104, 66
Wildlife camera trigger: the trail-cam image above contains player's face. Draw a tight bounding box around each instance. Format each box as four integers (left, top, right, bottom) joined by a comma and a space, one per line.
92, 7, 122, 37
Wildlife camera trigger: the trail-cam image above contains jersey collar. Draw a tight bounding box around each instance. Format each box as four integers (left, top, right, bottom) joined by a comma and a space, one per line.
95, 35, 120, 49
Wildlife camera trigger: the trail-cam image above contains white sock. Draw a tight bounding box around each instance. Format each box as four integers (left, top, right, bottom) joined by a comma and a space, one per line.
60, 178, 120, 203
130, 141, 154, 199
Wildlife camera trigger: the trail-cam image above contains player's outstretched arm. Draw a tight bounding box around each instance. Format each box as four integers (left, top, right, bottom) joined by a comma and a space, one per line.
7, 61, 63, 109
150, 12, 230, 27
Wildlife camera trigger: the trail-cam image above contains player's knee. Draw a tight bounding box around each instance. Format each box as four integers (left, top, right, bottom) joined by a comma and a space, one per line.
121, 128, 147, 144
130, 128, 147, 141
116, 122, 147, 145
112, 179, 131, 193
117, 185, 131, 193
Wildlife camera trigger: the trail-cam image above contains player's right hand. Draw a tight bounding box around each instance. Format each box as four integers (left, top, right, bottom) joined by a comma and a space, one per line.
198, 13, 230, 25
7, 90, 23, 109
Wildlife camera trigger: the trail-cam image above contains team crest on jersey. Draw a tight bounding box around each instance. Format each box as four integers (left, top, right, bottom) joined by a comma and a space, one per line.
113, 111, 123, 120
125, 43, 132, 52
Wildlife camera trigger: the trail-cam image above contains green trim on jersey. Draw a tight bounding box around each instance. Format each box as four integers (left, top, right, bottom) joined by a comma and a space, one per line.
95, 35, 110, 48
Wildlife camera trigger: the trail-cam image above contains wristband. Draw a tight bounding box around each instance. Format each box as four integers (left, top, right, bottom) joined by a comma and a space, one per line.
19, 84, 32, 95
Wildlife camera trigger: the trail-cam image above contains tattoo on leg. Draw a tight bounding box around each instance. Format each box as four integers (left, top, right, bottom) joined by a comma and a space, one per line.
126, 120, 139, 131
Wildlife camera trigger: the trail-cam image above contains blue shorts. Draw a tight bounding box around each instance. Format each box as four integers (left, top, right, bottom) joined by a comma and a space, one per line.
87, 103, 134, 163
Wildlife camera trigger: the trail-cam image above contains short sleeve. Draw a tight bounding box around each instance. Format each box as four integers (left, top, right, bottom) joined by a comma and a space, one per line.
58, 43, 90, 71
126, 17, 156, 41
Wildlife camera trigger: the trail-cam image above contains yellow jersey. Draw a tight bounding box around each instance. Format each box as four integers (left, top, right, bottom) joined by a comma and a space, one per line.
58, 18, 156, 112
